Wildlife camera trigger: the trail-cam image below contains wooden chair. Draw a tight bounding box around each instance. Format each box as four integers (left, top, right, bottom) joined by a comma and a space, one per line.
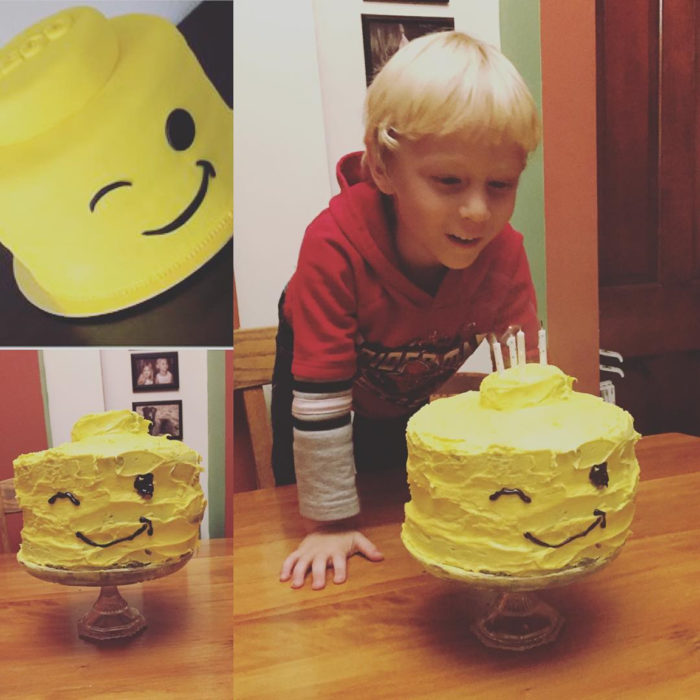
233, 326, 278, 489
0, 477, 20, 554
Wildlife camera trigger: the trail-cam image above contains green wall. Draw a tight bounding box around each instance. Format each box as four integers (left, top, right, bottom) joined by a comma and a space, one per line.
207, 349, 227, 538
499, 0, 547, 324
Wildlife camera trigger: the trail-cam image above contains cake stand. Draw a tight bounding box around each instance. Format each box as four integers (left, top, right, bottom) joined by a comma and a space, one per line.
410, 550, 620, 651
18, 552, 192, 642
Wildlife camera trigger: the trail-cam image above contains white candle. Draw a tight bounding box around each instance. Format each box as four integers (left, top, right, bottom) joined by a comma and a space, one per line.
516, 329, 526, 366
538, 324, 547, 365
506, 335, 517, 368
491, 339, 505, 373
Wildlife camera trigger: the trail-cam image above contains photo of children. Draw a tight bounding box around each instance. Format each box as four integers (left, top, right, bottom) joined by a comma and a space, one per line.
131, 352, 179, 392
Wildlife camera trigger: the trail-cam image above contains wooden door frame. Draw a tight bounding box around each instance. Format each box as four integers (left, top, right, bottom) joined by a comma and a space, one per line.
540, 0, 600, 395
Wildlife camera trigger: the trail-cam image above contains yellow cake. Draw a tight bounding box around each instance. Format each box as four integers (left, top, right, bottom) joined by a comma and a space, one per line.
13, 410, 206, 570
401, 363, 640, 578
0, 6, 232, 316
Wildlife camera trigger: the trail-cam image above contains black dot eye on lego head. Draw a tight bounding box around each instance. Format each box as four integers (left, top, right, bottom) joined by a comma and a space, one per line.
134, 474, 154, 499
589, 462, 609, 488
166, 108, 195, 151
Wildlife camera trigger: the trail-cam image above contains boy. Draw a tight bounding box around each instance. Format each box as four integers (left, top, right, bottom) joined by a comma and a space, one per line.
274, 31, 541, 589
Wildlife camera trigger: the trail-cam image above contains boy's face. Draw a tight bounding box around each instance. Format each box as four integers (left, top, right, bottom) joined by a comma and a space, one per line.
370, 132, 525, 282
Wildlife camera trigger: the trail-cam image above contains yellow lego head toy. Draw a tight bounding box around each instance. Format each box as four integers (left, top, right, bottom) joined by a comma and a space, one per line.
0, 7, 233, 316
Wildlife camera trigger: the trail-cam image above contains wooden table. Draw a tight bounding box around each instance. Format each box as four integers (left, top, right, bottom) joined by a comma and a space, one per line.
1, 539, 232, 699
233, 434, 700, 698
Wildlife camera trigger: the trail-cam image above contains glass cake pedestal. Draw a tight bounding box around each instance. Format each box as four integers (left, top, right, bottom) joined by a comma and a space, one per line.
410, 551, 620, 651
18, 552, 192, 642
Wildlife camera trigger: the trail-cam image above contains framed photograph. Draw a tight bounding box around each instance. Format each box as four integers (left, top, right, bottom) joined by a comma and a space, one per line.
361, 14, 454, 85
132, 400, 183, 440
131, 351, 179, 392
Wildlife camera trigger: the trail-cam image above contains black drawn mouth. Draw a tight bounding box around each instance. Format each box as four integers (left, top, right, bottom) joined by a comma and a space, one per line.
141, 159, 216, 236
524, 509, 607, 549
76, 516, 154, 548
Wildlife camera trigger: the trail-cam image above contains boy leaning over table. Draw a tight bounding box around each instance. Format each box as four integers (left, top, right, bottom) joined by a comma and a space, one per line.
272, 30, 541, 590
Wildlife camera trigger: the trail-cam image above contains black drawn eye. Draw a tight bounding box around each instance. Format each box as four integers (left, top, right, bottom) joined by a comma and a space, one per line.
134, 474, 154, 499
165, 108, 195, 151
589, 462, 609, 488
48, 491, 80, 506
489, 488, 532, 504
89, 180, 132, 212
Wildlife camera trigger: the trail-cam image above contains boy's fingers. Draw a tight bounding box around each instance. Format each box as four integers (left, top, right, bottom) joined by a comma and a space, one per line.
354, 533, 384, 561
332, 554, 347, 584
310, 556, 328, 590
290, 556, 311, 588
279, 552, 299, 581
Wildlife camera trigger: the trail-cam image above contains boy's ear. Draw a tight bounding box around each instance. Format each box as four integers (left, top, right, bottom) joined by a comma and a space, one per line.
365, 148, 395, 195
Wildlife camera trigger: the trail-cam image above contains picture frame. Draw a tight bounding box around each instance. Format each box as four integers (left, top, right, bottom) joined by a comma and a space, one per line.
361, 14, 455, 85
131, 351, 179, 392
132, 400, 183, 440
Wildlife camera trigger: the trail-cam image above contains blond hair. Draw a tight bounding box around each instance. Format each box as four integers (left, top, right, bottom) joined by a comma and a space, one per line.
363, 31, 541, 167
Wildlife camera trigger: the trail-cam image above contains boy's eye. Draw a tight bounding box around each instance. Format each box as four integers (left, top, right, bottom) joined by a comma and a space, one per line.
432, 176, 461, 186
489, 180, 514, 190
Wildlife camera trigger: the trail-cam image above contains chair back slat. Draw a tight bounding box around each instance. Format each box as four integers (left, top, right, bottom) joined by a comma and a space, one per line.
233, 327, 278, 489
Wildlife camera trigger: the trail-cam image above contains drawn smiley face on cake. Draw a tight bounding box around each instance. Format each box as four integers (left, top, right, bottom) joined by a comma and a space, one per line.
42, 463, 202, 564
0, 6, 233, 316
47, 474, 156, 549
489, 462, 611, 550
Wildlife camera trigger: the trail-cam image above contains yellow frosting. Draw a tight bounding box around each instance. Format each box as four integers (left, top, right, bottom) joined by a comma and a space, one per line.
401, 364, 640, 577
0, 7, 232, 316
14, 410, 206, 569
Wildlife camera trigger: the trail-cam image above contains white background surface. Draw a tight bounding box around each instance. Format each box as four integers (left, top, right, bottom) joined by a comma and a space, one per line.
0, 0, 199, 42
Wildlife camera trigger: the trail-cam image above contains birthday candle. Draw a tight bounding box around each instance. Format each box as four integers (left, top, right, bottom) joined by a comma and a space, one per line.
516, 329, 526, 366
490, 336, 505, 374
506, 335, 517, 368
538, 323, 547, 365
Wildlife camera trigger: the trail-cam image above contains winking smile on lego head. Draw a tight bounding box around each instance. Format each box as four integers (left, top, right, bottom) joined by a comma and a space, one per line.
0, 5, 233, 317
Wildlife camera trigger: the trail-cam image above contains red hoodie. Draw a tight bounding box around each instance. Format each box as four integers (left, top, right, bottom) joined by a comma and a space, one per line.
283, 152, 539, 419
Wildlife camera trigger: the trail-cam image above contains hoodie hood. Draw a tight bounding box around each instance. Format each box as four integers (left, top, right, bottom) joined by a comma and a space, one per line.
330, 151, 433, 305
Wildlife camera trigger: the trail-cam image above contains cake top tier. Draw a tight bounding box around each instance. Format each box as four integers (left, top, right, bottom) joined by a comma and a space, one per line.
71, 409, 151, 441
479, 363, 574, 410
408, 364, 637, 454
16, 409, 197, 465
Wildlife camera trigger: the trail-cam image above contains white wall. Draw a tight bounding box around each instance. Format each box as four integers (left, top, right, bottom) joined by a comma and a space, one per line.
42, 348, 211, 538
42, 350, 106, 445
234, 0, 331, 329
234, 0, 500, 329
0, 1, 198, 43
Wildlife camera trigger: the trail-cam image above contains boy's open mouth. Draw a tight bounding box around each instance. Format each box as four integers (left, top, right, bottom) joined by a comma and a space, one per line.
447, 233, 480, 247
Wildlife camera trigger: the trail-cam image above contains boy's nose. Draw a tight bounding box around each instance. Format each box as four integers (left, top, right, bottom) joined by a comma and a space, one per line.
458, 192, 490, 223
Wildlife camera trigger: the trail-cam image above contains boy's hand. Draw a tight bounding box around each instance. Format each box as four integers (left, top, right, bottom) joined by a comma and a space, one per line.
280, 522, 384, 590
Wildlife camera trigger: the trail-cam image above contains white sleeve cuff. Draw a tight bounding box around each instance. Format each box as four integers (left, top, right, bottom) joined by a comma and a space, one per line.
293, 422, 359, 521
